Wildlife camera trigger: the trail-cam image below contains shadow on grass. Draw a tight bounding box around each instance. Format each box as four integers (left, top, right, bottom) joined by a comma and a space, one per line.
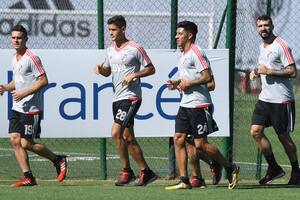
215, 183, 300, 190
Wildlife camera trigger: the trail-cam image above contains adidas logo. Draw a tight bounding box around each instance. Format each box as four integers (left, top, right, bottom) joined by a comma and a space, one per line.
0, 0, 91, 38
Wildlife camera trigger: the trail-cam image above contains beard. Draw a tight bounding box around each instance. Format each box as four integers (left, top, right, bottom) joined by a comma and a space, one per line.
259, 31, 272, 40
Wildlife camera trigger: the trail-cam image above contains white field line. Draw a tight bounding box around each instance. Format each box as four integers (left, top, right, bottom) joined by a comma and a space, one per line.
0, 147, 292, 168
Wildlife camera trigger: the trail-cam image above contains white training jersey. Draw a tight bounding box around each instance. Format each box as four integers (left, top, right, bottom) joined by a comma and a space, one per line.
12, 48, 46, 113
103, 40, 152, 102
178, 44, 212, 108
258, 37, 295, 103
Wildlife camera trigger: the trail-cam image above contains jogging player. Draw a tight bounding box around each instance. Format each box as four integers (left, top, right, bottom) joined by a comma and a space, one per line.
93, 15, 158, 186
165, 21, 239, 190
0, 25, 67, 187
250, 15, 300, 185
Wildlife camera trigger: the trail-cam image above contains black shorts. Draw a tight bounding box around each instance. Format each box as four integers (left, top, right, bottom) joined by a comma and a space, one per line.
112, 99, 141, 127
251, 100, 295, 134
175, 106, 218, 139
9, 110, 42, 139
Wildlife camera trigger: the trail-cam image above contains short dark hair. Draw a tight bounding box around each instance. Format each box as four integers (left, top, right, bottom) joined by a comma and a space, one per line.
256, 15, 273, 25
11, 24, 28, 38
107, 15, 127, 28
177, 21, 198, 42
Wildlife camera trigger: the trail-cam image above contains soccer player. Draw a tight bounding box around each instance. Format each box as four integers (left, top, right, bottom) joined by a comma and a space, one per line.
249, 15, 300, 185
93, 15, 158, 186
0, 25, 67, 187
165, 21, 239, 190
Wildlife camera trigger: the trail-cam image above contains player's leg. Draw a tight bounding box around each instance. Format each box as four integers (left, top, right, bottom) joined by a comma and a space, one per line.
112, 123, 130, 169
194, 137, 230, 170
10, 132, 37, 188
21, 138, 68, 183
251, 101, 285, 185
21, 113, 68, 183
191, 107, 239, 189
111, 122, 134, 186
251, 125, 285, 185
277, 134, 300, 185
111, 100, 133, 186
123, 126, 157, 186
9, 111, 37, 187
124, 126, 147, 169
194, 137, 239, 189
274, 102, 300, 185
186, 141, 206, 188
197, 150, 222, 185
113, 99, 157, 186
165, 132, 192, 190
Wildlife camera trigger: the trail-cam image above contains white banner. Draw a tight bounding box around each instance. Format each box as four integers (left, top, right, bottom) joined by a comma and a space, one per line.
0, 49, 229, 138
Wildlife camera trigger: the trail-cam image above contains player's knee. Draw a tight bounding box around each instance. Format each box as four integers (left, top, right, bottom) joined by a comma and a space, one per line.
250, 127, 263, 140
10, 134, 21, 148
174, 134, 185, 147
196, 143, 207, 153
123, 134, 135, 144
194, 140, 207, 152
111, 130, 121, 140
21, 139, 33, 150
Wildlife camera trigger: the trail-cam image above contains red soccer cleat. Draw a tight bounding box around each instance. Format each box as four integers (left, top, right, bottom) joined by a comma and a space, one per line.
189, 176, 206, 188
10, 177, 37, 188
115, 170, 136, 186
55, 156, 68, 183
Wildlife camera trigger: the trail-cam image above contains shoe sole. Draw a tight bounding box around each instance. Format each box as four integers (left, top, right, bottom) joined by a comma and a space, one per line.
165, 184, 192, 190
228, 166, 240, 189
260, 171, 286, 185
11, 183, 37, 188
191, 185, 206, 189
115, 177, 136, 186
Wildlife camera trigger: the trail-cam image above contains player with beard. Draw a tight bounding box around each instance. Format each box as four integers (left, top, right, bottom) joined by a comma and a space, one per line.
250, 15, 300, 185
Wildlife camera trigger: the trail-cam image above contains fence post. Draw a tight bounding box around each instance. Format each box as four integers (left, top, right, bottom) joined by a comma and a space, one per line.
167, 0, 178, 179
213, 6, 227, 49
255, 0, 272, 180
97, 0, 107, 180
267, 0, 272, 16
225, 0, 237, 167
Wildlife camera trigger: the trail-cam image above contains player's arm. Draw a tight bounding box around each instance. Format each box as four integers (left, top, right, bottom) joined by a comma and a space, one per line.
0, 80, 15, 96
257, 64, 297, 78
11, 74, 48, 102
179, 69, 212, 92
94, 64, 111, 77
122, 63, 155, 85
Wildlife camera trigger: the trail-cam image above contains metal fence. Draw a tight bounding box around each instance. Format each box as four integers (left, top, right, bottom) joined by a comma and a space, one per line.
1, 0, 300, 183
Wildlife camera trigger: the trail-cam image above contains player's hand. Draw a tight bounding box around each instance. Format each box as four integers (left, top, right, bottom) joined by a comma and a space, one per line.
257, 65, 271, 75
93, 64, 102, 75
167, 80, 179, 90
178, 79, 190, 91
122, 73, 136, 86
11, 90, 27, 102
0, 85, 5, 96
